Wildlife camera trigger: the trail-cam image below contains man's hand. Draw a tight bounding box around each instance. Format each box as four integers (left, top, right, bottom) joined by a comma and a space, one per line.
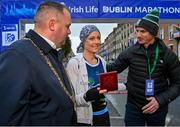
142, 97, 159, 114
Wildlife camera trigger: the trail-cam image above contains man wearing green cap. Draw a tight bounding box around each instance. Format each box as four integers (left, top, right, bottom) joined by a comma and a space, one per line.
107, 9, 180, 126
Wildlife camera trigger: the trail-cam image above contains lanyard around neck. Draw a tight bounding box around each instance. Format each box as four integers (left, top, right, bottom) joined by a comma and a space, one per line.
142, 44, 159, 79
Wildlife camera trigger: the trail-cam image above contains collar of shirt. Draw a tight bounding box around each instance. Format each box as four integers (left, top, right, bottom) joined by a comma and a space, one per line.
38, 34, 61, 51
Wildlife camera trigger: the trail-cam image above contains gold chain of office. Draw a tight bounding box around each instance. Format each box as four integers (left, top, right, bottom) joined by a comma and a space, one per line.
23, 38, 76, 110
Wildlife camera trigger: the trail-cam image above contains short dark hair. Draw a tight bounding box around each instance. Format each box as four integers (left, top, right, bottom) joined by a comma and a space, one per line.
34, 1, 69, 23
36, 1, 68, 13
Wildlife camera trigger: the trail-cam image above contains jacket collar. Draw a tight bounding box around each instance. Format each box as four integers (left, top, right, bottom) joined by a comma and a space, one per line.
25, 29, 53, 54
133, 37, 164, 55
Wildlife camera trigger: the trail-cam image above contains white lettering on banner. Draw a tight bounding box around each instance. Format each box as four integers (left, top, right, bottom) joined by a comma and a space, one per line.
101, 6, 180, 14
69, 5, 180, 14
69, 6, 84, 13
69, 6, 98, 14
85, 6, 98, 13
2, 24, 18, 46
135, 7, 180, 13
103, 6, 133, 13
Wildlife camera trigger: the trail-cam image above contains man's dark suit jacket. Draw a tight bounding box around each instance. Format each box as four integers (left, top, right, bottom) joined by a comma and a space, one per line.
0, 30, 77, 125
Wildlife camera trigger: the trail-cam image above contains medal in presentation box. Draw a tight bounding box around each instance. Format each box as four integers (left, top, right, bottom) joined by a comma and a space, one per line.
99, 71, 118, 91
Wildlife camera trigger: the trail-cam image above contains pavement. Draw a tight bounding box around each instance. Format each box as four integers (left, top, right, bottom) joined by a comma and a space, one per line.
107, 95, 180, 126
107, 69, 127, 126
166, 96, 180, 126
107, 99, 124, 126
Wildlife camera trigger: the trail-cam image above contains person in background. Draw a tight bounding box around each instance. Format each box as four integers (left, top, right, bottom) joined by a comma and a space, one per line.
66, 25, 110, 126
107, 9, 180, 126
0, 1, 77, 125
61, 36, 75, 66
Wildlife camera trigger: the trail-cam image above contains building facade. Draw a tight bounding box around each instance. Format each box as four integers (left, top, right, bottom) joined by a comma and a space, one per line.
99, 23, 180, 61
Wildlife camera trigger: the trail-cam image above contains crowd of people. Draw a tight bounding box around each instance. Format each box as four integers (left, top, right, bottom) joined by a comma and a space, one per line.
0, 1, 180, 126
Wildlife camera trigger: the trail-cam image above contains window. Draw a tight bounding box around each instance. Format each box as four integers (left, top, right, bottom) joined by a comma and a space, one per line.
168, 25, 174, 39
159, 27, 164, 39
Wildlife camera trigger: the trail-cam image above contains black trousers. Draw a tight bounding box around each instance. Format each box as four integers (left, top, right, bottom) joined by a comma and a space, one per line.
125, 102, 168, 126
93, 111, 110, 126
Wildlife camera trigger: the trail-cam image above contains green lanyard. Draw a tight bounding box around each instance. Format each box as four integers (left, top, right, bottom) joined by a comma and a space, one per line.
142, 44, 159, 79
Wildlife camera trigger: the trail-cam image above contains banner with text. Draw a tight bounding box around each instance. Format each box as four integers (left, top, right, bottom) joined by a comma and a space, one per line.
1, 0, 180, 51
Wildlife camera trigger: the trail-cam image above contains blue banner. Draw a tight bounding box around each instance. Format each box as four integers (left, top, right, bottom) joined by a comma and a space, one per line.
98, 0, 180, 19
1, 0, 180, 22
1, 0, 180, 52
